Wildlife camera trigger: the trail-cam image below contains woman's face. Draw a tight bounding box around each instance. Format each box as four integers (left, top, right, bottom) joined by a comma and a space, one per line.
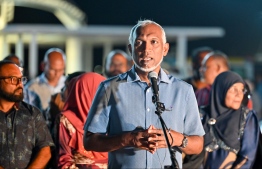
225, 82, 245, 110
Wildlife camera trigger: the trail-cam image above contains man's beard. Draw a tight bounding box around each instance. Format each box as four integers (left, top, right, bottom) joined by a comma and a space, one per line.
0, 87, 24, 102
133, 57, 163, 73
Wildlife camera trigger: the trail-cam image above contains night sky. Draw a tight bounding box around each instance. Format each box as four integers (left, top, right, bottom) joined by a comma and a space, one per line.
11, 0, 262, 57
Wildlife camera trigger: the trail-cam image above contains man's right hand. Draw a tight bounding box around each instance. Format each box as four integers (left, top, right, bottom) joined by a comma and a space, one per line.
127, 125, 159, 153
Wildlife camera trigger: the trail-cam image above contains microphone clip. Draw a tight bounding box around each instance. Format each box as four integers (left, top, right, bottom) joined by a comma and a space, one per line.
155, 101, 166, 112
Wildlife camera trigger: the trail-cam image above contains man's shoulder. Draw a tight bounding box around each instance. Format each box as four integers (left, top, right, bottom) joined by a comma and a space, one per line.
168, 74, 193, 89
182, 76, 192, 84
19, 101, 42, 117
102, 73, 128, 86
25, 76, 42, 88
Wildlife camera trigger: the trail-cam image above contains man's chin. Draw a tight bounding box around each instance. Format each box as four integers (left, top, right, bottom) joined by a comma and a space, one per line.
135, 66, 156, 73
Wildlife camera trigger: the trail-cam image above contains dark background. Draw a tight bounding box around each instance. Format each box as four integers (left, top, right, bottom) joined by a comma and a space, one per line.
11, 0, 262, 57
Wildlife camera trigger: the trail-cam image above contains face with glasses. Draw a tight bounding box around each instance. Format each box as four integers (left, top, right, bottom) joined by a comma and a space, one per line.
44, 52, 65, 84
107, 54, 129, 77
225, 82, 245, 110
0, 63, 25, 102
199, 57, 220, 85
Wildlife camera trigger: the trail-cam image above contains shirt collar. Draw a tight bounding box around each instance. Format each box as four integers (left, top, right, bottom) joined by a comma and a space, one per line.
123, 66, 171, 84
39, 72, 66, 87
39, 73, 49, 84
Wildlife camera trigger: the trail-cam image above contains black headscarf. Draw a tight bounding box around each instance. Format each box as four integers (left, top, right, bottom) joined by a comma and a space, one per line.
204, 71, 245, 151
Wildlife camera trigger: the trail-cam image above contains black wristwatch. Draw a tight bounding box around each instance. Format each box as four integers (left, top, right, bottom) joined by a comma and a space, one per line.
179, 134, 188, 148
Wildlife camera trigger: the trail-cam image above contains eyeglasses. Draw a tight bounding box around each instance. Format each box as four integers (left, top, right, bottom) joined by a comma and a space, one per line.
199, 66, 207, 73
0, 76, 27, 85
228, 87, 247, 96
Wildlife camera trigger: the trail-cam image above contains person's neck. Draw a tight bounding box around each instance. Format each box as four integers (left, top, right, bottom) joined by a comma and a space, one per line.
0, 99, 15, 113
44, 74, 60, 87
48, 80, 59, 87
192, 79, 208, 90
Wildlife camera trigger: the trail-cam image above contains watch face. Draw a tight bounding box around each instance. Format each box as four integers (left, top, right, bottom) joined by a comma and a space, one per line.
182, 136, 188, 148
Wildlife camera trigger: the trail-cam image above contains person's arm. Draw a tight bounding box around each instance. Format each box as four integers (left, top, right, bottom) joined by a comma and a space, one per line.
147, 126, 203, 154
84, 125, 203, 155
232, 111, 260, 168
30, 107, 54, 168
27, 146, 51, 169
84, 126, 160, 153
58, 119, 75, 169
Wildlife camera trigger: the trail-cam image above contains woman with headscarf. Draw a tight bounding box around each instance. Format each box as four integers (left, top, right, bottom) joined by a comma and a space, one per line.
58, 72, 107, 169
201, 71, 260, 168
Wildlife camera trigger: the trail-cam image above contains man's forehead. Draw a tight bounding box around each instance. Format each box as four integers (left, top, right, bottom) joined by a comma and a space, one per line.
112, 54, 126, 60
205, 56, 216, 66
48, 52, 64, 62
0, 64, 22, 76
135, 24, 162, 38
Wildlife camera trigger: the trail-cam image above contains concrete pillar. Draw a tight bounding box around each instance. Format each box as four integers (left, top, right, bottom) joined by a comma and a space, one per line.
15, 34, 24, 64
0, 34, 10, 59
102, 42, 113, 67
176, 35, 187, 77
65, 36, 83, 74
0, 35, 5, 60
84, 43, 93, 72
29, 33, 38, 79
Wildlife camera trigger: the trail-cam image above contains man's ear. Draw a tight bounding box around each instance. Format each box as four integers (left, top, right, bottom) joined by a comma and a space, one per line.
40, 61, 46, 72
163, 43, 169, 57
128, 44, 132, 55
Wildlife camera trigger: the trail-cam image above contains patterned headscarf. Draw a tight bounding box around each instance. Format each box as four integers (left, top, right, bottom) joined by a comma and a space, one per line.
62, 72, 107, 158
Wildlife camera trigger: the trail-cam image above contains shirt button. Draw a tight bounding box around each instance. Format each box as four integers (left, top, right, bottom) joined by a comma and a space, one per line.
147, 108, 150, 112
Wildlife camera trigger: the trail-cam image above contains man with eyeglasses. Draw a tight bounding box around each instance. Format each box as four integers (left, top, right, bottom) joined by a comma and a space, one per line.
196, 51, 230, 106
183, 47, 213, 92
25, 48, 66, 112
3, 54, 43, 112
0, 60, 54, 169
104, 49, 132, 78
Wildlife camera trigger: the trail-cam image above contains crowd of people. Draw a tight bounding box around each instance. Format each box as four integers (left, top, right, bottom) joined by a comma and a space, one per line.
0, 19, 261, 169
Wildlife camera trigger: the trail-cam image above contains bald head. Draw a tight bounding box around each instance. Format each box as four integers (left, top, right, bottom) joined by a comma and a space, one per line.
105, 50, 130, 77
209, 54, 229, 70
44, 50, 66, 85
200, 52, 230, 85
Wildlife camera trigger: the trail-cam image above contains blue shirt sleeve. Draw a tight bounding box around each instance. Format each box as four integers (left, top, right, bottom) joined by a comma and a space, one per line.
184, 86, 205, 136
84, 82, 109, 134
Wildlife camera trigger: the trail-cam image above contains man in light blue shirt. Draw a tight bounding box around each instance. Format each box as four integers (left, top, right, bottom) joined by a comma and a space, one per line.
25, 48, 66, 111
84, 20, 205, 168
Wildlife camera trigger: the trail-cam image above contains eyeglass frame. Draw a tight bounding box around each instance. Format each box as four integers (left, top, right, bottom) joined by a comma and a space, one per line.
0, 76, 28, 85
199, 51, 228, 73
227, 86, 247, 96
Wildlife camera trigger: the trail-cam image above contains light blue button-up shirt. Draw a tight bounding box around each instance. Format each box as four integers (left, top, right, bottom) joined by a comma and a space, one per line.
84, 66, 205, 168
25, 73, 66, 110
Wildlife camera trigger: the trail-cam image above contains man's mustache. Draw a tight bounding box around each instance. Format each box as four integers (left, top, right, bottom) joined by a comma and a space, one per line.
14, 87, 23, 92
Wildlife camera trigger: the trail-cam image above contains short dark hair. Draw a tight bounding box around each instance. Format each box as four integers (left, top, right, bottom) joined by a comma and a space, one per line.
66, 71, 86, 83
4, 54, 18, 60
3, 54, 22, 67
0, 60, 16, 68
